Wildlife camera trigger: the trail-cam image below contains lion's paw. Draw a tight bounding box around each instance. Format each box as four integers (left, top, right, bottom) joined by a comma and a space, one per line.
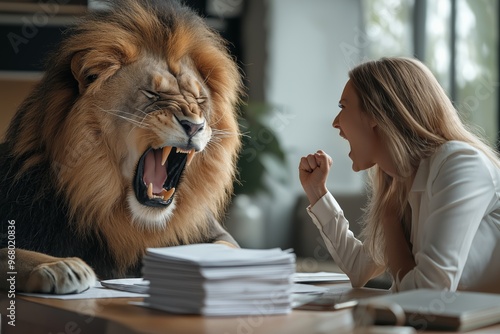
24, 257, 97, 294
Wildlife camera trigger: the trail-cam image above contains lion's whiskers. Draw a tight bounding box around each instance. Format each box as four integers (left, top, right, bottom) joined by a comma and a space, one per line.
206, 139, 225, 152
96, 106, 148, 128
211, 128, 239, 140
134, 108, 153, 127
206, 129, 240, 153
201, 68, 214, 86
209, 112, 226, 128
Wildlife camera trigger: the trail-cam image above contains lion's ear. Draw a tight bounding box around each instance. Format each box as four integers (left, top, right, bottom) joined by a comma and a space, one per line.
71, 51, 98, 94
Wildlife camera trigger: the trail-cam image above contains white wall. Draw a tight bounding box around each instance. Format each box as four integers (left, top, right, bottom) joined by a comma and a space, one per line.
248, 0, 368, 248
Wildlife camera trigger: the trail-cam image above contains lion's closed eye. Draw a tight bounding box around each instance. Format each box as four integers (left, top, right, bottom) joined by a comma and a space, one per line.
196, 96, 207, 104
141, 90, 160, 100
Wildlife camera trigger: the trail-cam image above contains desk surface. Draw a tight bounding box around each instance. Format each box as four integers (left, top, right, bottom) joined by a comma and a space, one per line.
3, 294, 355, 334
3, 285, 500, 334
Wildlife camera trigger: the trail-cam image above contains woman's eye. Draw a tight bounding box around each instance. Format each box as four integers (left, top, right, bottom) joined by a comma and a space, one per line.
338, 103, 344, 109
141, 90, 159, 100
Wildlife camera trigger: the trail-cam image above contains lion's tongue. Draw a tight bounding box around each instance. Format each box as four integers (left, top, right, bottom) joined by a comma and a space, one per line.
143, 149, 167, 194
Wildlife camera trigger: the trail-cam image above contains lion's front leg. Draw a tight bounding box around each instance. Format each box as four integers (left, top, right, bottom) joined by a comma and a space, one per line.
0, 248, 96, 294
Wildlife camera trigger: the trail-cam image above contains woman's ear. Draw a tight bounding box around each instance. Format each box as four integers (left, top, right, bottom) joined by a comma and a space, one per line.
71, 51, 98, 95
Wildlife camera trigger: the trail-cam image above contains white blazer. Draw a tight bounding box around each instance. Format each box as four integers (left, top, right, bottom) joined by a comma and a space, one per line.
307, 141, 500, 293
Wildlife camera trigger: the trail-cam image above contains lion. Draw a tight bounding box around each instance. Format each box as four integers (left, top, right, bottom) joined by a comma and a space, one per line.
0, 0, 242, 294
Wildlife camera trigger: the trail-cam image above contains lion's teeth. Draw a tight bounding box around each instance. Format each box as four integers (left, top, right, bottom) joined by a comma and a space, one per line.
186, 149, 195, 166
161, 187, 175, 200
147, 183, 154, 199
161, 146, 172, 166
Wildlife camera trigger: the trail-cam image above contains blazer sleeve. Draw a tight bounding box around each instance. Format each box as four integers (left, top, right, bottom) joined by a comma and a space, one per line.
307, 192, 385, 287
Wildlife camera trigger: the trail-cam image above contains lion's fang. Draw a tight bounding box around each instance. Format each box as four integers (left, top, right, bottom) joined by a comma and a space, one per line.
162, 146, 195, 166
186, 149, 195, 166
147, 183, 175, 201
161, 187, 175, 200
147, 183, 154, 199
161, 146, 172, 166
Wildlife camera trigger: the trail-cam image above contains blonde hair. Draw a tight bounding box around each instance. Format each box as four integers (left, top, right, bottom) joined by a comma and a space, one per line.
350, 57, 500, 265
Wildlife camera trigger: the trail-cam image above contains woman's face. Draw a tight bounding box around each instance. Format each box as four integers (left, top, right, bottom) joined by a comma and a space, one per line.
333, 80, 380, 172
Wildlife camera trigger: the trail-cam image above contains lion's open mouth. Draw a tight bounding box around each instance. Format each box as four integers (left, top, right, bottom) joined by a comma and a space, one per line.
133, 146, 194, 207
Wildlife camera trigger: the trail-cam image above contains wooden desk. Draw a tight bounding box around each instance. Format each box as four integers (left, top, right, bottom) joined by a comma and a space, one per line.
2, 285, 500, 334
1, 294, 355, 334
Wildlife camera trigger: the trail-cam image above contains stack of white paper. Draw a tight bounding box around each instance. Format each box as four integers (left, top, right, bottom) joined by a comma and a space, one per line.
141, 243, 296, 316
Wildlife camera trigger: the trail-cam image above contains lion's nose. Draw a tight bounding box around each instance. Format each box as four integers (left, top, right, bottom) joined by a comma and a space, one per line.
179, 120, 205, 137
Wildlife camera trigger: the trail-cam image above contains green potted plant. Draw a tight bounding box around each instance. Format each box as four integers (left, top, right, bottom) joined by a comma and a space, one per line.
234, 102, 288, 195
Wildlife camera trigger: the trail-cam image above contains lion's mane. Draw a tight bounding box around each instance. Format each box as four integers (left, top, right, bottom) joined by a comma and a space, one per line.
0, 0, 242, 278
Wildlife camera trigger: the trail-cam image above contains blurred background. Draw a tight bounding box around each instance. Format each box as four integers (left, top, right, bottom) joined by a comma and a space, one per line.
0, 0, 498, 267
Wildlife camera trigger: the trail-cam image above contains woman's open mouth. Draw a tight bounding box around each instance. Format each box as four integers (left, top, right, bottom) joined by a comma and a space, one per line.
133, 146, 195, 207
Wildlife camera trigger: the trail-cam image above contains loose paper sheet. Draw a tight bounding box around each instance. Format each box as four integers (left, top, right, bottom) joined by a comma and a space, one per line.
19, 282, 149, 299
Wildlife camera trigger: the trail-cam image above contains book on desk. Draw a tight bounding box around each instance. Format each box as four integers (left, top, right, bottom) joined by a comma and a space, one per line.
356, 289, 500, 332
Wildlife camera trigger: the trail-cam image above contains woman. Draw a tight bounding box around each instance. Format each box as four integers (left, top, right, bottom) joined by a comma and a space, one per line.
299, 57, 500, 293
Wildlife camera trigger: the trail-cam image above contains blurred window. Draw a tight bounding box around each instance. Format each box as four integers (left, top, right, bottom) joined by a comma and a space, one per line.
363, 0, 499, 146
